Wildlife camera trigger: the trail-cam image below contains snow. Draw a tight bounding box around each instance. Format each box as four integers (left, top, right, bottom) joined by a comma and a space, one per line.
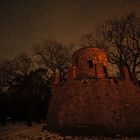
0, 122, 140, 140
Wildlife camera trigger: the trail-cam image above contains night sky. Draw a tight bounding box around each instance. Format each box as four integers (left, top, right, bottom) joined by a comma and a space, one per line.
0, 0, 140, 61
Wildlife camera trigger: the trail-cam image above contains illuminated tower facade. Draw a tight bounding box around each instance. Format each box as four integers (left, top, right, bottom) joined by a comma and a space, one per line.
71, 47, 108, 79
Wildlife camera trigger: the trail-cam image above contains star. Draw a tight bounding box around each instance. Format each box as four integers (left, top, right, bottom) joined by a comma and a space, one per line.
0, 0, 139, 62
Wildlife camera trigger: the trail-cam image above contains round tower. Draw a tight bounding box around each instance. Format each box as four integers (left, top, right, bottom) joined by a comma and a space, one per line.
72, 47, 108, 79
47, 47, 140, 135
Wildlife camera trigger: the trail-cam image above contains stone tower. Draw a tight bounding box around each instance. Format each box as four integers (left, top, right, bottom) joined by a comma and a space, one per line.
47, 47, 140, 136
71, 47, 108, 79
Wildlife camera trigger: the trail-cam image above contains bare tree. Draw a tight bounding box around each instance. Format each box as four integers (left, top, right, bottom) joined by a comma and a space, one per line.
0, 60, 17, 93
80, 13, 140, 79
80, 33, 96, 48
13, 54, 33, 76
0, 54, 33, 92
0, 61, 10, 93
9, 54, 34, 126
0, 54, 51, 125
97, 13, 140, 79
34, 39, 74, 79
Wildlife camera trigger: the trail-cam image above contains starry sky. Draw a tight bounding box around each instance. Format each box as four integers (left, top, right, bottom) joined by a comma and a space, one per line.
0, 0, 140, 61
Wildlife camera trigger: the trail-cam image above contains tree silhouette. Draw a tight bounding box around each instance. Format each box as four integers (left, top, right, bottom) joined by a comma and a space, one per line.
0, 61, 10, 93
0, 53, 52, 125
34, 39, 74, 80
80, 13, 140, 79
80, 33, 96, 48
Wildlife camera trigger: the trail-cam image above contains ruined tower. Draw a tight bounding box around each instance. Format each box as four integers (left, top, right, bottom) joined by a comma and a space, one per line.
47, 47, 140, 135
70, 47, 108, 79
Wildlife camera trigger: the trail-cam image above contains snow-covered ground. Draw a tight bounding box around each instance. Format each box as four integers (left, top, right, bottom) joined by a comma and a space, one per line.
0, 122, 140, 140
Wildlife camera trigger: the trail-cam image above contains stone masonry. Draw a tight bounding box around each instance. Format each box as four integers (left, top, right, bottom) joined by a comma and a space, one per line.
47, 47, 140, 136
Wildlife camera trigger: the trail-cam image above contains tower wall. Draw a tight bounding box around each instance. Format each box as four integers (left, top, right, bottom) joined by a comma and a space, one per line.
47, 47, 140, 135
47, 79, 140, 135
72, 47, 108, 79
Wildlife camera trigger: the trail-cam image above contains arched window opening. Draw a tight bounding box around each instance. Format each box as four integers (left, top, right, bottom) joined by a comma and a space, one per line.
88, 59, 93, 68
103, 66, 108, 77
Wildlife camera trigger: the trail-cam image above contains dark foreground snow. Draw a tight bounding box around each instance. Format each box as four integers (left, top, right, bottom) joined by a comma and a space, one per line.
0, 123, 140, 140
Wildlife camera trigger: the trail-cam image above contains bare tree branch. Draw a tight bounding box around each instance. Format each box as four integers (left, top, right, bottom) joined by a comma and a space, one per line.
33, 39, 74, 80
